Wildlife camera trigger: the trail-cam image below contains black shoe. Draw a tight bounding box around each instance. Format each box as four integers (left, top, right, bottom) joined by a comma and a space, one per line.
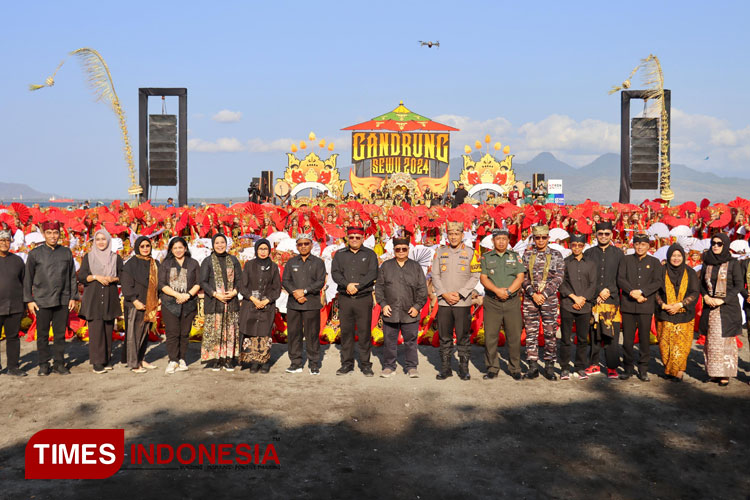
38, 363, 51, 376
542, 362, 558, 381
511, 372, 523, 381
8, 368, 27, 377
524, 361, 539, 379
336, 366, 354, 376
361, 366, 374, 377
435, 365, 453, 380
260, 363, 271, 374
92, 364, 107, 374
249, 363, 261, 373
483, 371, 497, 380
458, 356, 471, 381
619, 371, 634, 380
638, 371, 650, 382
52, 364, 71, 375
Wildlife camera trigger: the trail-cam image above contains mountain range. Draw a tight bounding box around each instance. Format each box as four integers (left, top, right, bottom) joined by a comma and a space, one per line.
0, 182, 54, 202
451, 152, 750, 204
3, 152, 749, 204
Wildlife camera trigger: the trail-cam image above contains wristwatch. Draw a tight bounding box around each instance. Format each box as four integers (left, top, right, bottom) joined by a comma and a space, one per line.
303, 289, 308, 295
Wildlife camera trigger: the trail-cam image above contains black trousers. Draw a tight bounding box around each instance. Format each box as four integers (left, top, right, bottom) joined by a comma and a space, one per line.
286, 309, 321, 368
560, 309, 591, 371
88, 319, 114, 366
125, 304, 150, 369
0, 312, 23, 370
338, 295, 373, 370
483, 295, 523, 375
36, 305, 69, 366
437, 306, 471, 357
590, 321, 621, 369
162, 308, 196, 362
622, 312, 652, 373
382, 320, 419, 371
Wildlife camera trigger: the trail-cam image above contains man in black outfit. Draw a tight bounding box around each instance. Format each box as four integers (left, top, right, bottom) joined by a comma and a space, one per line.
617, 233, 661, 381
24, 221, 79, 376
583, 221, 624, 379
452, 182, 468, 208
375, 237, 428, 378
559, 233, 597, 380
281, 233, 327, 375
331, 226, 379, 376
247, 182, 260, 203
0, 229, 27, 376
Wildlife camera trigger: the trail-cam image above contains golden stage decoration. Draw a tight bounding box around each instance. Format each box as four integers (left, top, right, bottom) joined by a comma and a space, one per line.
609, 54, 673, 202
349, 167, 450, 198
457, 136, 515, 195
456, 153, 516, 192
29, 48, 142, 199
279, 135, 346, 198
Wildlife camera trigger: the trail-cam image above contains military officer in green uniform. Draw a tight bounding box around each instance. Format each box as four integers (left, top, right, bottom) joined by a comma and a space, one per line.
480, 229, 525, 380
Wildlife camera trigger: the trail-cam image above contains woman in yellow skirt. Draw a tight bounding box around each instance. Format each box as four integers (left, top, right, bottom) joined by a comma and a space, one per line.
655, 244, 699, 381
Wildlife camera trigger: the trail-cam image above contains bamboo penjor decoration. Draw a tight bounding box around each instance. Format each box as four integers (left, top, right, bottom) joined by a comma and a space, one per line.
610, 54, 673, 202
30, 48, 143, 198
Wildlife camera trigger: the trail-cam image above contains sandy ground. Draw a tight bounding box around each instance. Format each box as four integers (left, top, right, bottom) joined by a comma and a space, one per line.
1, 332, 749, 500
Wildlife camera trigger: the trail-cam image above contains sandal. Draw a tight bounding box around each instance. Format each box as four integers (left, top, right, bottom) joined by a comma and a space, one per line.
719, 378, 729, 387
131, 367, 148, 374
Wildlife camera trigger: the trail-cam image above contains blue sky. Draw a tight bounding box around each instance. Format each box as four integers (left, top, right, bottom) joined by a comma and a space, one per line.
1, 0, 749, 199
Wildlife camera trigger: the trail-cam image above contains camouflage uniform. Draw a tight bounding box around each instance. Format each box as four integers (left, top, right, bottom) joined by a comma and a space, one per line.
522, 245, 564, 362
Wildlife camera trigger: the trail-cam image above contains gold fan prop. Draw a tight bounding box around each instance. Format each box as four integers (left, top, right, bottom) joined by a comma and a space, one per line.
30, 48, 142, 198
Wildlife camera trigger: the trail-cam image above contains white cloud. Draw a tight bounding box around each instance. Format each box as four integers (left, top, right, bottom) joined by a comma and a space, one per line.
668, 108, 750, 170
188, 137, 245, 153
436, 109, 750, 173
518, 115, 620, 153
435, 113, 619, 165
246, 138, 296, 153
211, 110, 242, 123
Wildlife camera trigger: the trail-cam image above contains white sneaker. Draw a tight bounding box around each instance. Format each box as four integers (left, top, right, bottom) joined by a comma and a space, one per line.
177, 359, 189, 371
165, 361, 178, 374
222, 363, 235, 372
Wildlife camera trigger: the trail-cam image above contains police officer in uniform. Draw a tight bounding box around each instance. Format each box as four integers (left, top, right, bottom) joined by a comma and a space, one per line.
281, 233, 327, 375
480, 229, 525, 380
521, 225, 564, 380
331, 226, 379, 376
431, 221, 481, 380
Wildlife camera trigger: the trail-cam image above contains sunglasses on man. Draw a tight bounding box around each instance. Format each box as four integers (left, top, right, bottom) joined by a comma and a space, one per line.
394, 247, 409, 253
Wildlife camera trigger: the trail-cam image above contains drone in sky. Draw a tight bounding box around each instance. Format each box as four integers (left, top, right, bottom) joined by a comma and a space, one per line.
418, 40, 440, 48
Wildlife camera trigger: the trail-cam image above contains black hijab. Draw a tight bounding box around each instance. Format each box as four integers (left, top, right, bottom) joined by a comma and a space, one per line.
703, 233, 731, 266
126, 236, 153, 287
665, 243, 687, 288
255, 238, 271, 264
